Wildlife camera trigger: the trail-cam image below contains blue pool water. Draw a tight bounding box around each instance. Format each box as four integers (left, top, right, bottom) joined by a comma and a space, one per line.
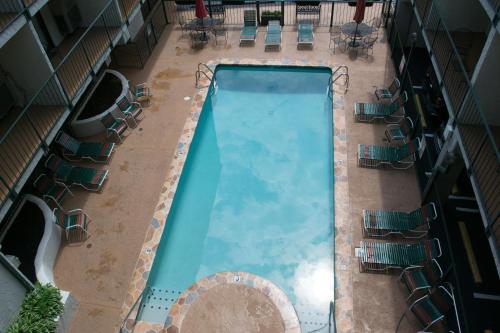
140, 66, 334, 329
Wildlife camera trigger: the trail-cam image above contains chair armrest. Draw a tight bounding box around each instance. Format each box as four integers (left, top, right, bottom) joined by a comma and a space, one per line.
131, 102, 143, 109
429, 202, 438, 220
398, 264, 424, 280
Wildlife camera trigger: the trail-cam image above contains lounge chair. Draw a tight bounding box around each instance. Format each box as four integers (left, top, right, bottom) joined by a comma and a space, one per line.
385, 116, 414, 143
375, 77, 401, 101
362, 202, 437, 238
45, 154, 108, 192
399, 259, 443, 301
101, 113, 128, 143
55, 131, 115, 163
240, 10, 257, 45
132, 82, 153, 107
265, 20, 281, 51
297, 23, 314, 48
396, 284, 457, 333
116, 96, 144, 127
358, 238, 442, 273
354, 91, 407, 123
33, 174, 73, 209
358, 137, 420, 169
53, 208, 91, 244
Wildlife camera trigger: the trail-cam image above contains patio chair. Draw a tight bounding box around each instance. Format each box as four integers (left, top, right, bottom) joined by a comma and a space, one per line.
375, 77, 401, 102
399, 259, 444, 301
240, 10, 257, 45
358, 238, 442, 273
329, 26, 347, 53
53, 208, 91, 244
212, 24, 228, 46
396, 284, 457, 333
360, 35, 377, 56
116, 96, 144, 127
385, 116, 414, 143
265, 21, 282, 51
55, 131, 115, 163
33, 174, 73, 209
297, 23, 314, 49
357, 137, 420, 169
354, 91, 407, 123
132, 82, 153, 107
362, 202, 438, 239
101, 113, 128, 144
45, 154, 109, 192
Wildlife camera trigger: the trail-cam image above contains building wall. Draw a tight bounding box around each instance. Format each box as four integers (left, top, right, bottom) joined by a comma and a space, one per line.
0, 258, 27, 332
0, 24, 53, 104
473, 32, 500, 126
436, 0, 490, 32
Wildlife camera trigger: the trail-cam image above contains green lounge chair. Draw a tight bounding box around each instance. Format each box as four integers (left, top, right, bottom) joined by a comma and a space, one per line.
357, 137, 420, 169
55, 131, 115, 163
297, 23, 314, 48
399, 259, 443, 301
375, 77, 401, 101
358, 238, 442, 273
45, 154, 108, 192
53, 208, 91, 244
385, 116, 414, 143
101, 112, 128, 143
33, 174, 73, 209
362, 202, 437, 238
354, 91, 407, 123
116, 96, 144, 127
396, 284, 457, 333
240, 10, 257, 45
265, 21, 281, 50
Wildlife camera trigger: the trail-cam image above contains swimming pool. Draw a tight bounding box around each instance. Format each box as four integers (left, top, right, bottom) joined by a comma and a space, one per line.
139, 65, 334, 330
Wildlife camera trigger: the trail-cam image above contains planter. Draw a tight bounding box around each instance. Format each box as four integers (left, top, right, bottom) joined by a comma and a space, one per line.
260, 15, 283, 26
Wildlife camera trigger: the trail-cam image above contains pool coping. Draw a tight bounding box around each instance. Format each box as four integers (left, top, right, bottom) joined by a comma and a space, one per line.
120, 58, 353, 333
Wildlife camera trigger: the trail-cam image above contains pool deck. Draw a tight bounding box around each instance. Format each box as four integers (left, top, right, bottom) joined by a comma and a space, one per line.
54, 25, 420, 333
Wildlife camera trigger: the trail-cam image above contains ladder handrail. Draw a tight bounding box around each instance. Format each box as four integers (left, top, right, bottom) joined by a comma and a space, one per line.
332, 65, 348, 78
197, 63, 214, 76
195, 70, 214, 88
119, 286, 150, 333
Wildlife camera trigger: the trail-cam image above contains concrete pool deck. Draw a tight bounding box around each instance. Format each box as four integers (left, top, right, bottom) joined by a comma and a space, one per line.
54, 25, 420, 333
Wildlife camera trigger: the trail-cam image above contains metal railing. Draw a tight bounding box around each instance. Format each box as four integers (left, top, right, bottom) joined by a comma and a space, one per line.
118, 0, 141, 20
54, 0, 123, 101
163, 0, 391, 27
0, 0, 26, 35
411, 0, 500, 256
1, 0, 124, 212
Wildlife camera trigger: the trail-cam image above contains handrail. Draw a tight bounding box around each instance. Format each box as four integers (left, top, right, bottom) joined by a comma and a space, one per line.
119, 286, 150, 333
197, 63, 214, 76
0, 0, 26, 36
195, 70, 214, 88
0, 0, 120, 146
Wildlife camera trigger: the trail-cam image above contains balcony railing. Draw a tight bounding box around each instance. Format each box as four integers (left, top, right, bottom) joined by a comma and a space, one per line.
0, 0, 25, 35
163, 0, 392, 27
53, 0, 123, 102
412, 0, 500, 256
119, 0, 141, 20
0, 0, 124, 213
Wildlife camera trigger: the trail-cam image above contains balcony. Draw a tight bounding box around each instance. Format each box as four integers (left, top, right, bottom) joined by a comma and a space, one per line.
411, 0, 500, 263
0, 75, 68, 215
47, 0, 124, 103
119, 0, 141, 20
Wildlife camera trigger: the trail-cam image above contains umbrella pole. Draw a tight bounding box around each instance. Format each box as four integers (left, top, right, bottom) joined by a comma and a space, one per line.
352, 22, 359, 47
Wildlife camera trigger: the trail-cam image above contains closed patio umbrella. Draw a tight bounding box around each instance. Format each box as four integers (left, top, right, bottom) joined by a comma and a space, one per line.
352, 0, 366, 46
195, 0, 208, 19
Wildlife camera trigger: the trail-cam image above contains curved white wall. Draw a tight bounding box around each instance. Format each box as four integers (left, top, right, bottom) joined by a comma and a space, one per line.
71, 69, 130, 138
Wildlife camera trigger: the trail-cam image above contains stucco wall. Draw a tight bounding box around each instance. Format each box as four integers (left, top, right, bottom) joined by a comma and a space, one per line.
0, 257, 28, 332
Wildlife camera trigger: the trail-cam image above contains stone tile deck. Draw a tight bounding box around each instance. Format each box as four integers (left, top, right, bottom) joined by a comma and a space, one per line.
54, 25, 420, 333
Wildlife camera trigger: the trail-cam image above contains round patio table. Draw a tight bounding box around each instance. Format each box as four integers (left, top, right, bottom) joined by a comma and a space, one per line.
341, 22, 374, 47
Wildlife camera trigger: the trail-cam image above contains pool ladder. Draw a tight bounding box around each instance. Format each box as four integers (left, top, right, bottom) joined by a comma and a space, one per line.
328, 66, 349, 98
119, 286, 150, 333
195, 63, 215, 88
